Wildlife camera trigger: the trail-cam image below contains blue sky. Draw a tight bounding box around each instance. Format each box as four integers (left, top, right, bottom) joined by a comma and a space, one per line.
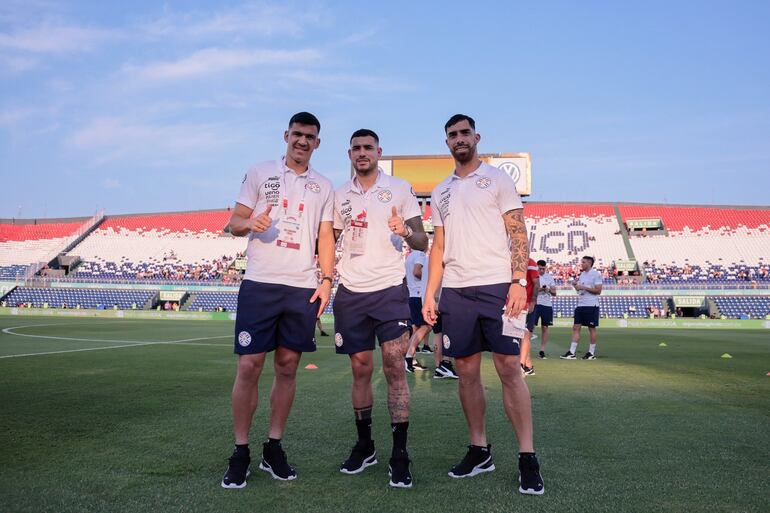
2, 0, 769, 219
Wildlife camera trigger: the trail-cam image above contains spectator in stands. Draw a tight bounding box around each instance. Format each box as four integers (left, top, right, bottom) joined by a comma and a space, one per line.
561, 256, 602, 360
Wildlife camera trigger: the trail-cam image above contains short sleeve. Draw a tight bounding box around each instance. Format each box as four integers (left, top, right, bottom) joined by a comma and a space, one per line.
320, 182, 334, 223
402, 183, 423, 221
495, 170, 523, 215
430, 188, 443, 227
592, 272, 603, 286
236, 169, 260, 210
333, 191, 344, 230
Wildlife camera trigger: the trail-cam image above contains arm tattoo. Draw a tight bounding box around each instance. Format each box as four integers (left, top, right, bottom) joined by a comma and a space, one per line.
504, 208, 529, 277
403, 216, 428, 251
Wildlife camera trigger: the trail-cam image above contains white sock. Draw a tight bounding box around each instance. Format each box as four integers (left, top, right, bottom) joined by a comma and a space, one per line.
569, 342, 578, 354
589, 344, 596, 355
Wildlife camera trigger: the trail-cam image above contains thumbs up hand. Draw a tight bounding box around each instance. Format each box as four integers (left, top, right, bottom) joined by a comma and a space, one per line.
387, 206, 407, 237
251, 203, 274, 233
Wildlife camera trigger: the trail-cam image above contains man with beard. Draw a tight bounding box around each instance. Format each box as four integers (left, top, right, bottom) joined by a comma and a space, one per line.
221, 112, 335, 488
423, 114, 544, 495
333, 129, 428, 488
561, 255, 603, 360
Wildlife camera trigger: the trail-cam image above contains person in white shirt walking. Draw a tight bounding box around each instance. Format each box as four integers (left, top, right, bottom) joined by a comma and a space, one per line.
404, 248, 432, 373
530, 260, 557, 359
561, 256, 603, 360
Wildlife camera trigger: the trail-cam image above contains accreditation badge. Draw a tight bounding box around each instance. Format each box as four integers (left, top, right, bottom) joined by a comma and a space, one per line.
502, 310, 527, 338
348, 210, 368, 255
276, 215, 302, 250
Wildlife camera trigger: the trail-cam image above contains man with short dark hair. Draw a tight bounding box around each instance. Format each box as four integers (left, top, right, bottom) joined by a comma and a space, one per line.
221, 112, 335, 488
333, 128, 428, 488
531, 260, 556, 359
561, 255, 603, 360
423, 114, 544, 495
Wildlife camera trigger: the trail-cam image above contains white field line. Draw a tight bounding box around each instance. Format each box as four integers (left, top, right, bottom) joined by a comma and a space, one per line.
0, 324, 333, 358
0, 324, 230, 359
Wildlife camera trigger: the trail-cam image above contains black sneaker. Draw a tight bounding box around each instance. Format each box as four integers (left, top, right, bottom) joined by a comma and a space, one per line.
259, 441, 297, 480
518, 454, 544, 495
412, 360, 427, 371
388, 449, 413, 488
405, 357, 415, 373
538, 351, 546, 359
433, 367, 447, 379
340, 440, 377, 474
560, 351, 576, 360
524, 366, 535, 376
419, 345, 433, 354
221, 451, 251, 489
440, 361, 458, 379
448, 445, 495, 478
582, 352, 596, 360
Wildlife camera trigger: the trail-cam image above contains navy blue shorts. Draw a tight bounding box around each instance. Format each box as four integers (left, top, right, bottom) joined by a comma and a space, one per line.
234, 280, 318, 355
527, 304, 554, 332
333, 282, 411, 355
432, 313, 443, 334
408, 297, 426, 327
574, 306, 600, 327
438, 283, 520, 358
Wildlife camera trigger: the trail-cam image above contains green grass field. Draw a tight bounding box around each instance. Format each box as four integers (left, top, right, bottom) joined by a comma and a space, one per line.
1, 317, 768, 513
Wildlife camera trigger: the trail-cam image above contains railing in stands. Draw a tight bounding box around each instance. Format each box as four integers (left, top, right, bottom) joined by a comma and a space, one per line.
23, 210, 104, 283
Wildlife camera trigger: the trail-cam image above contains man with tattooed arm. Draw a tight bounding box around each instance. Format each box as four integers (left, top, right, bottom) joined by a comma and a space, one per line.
422, 114, 544, 495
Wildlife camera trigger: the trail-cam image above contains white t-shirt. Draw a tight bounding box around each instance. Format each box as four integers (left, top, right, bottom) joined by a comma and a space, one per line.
576, 268, 603, 307
430, 162, 523, 288
236, 158, 334, 289
405, 250, 426, 298
334, 172, 423, 293
535, 272, 556, 307
421, 253, 442, 302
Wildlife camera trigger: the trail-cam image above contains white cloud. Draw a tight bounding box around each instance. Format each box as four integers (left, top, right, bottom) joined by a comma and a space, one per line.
67, 117, 246, 166
0, 54, 39, 72
122, 47, 322, 84
141, 2, 328, 40
0, 23, 119, 54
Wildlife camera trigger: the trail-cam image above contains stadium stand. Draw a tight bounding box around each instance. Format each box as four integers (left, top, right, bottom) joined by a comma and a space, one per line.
185, 292, 238, 312
0, 219, 90, 279
68, 210, 245, 281
710, 296, 770, 319
620, 205, 770, 284
3, 287, 154, 310
550, 295, 670, 319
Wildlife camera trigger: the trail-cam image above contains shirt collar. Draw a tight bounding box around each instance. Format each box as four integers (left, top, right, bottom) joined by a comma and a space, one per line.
281, 156, 313, 179
450, 161, 486, 181
349, 170, 388, 194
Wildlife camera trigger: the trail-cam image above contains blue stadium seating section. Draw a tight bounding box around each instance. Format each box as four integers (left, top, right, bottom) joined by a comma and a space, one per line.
3, 287, 154, 310
643, 264, 770, 284
0, 265, 26, 280
550, 296, 668, 319
186, 292, 238, 312
711, 296, 770, 319
185, 290, 337, 314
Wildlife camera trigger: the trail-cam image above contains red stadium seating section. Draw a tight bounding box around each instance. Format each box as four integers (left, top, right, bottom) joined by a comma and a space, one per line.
99, 210, 231, 234
619, 205, 770, 232
0, 222, 83, 243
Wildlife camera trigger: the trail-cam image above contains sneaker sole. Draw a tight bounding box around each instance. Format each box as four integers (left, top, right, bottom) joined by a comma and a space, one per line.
220, 469, 251, 489
518, 475, 544, 495
259, 461, 296, 481
559, 356, 576, 360
448, 457, 496, 479
388, 467, 413, 488
339, 453, 378, 475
